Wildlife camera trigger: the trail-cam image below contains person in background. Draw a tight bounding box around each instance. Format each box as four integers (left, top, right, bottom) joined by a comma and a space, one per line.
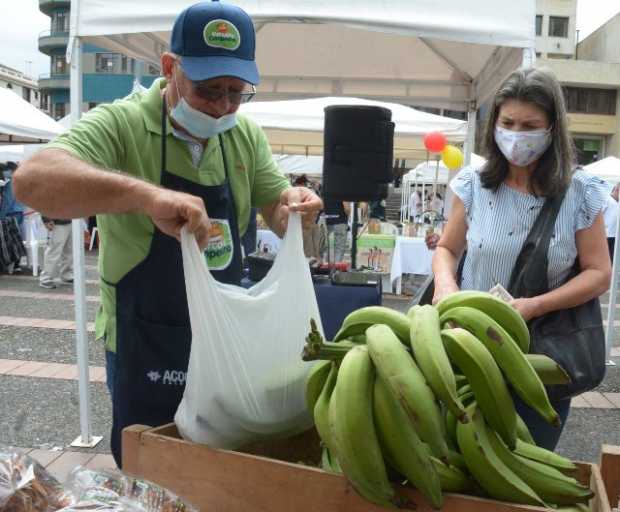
409, 189, 421, 221
323, 198, 350, 263
603, 183, 619, 261
39, 216, 73, 289
13, 1, 321, 466
431, 67, 610, 451
1, 162, 26, 238
430, 192, 444, 217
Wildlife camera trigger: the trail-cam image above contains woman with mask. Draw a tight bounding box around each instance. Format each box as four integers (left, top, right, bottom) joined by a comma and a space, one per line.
431, 67, 611, 450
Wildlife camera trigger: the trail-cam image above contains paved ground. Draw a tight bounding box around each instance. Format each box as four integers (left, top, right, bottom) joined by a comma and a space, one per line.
1, 252, 620, 475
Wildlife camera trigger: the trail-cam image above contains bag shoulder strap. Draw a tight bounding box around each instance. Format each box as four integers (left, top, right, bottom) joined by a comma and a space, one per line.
507, 188, 567, 298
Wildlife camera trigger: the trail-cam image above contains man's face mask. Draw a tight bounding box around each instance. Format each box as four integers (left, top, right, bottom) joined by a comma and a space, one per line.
169, 67, 237, 139
494, 125, 552, 167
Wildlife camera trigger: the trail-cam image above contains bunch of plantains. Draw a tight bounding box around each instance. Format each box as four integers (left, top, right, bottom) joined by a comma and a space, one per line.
302, 292, 592, 510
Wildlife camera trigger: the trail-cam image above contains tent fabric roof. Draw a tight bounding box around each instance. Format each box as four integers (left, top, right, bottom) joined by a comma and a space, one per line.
239, 96, 468, 157
0, 88, 64, 141
583, 157, 620, 186
70, 0, 535, 110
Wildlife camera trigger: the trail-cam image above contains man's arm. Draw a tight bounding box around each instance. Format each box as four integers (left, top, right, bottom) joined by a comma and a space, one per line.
14, 149, 211, 248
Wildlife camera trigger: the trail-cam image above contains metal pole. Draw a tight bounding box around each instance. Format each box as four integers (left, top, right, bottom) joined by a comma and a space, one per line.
605, 199, 620, 366
68, 33, 102, 448
351, 202, 358, 269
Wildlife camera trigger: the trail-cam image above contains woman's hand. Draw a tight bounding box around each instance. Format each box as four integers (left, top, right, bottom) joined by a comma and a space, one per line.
509, 297, 542, 322
432, 279, 460, 305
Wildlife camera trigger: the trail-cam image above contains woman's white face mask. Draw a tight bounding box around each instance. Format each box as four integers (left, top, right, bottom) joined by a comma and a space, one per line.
494, 125, 552, 167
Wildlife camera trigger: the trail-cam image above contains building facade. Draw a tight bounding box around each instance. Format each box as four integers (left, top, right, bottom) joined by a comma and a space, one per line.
38, 0, 158, 119
531, 0, 620, 163
0, 64, 40, 109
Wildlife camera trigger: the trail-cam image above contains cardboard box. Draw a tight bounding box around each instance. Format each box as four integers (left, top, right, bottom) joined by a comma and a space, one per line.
123, 423, 609, 512
356, 234, 395, 273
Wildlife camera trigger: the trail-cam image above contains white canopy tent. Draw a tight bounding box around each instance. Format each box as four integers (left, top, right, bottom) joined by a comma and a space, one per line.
584, 157, 620, 186
400, 153, 486, 221
272, 154, 322, 177
241, 96, 468, 158
0, 88, 64, 142
65, 0, 536, 446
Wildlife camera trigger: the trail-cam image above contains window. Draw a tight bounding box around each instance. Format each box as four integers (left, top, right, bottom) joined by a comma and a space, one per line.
121, 55, 128, 73
54, 103, 66, 120
547, 53, 572, 59
22, 87, 31, 103
88, 102, 98, 110
51, 55, 67, 75
147, 64, 160, 76
34, 91, 38, 100
535, 52, 542, 58
6, 83, 12, 89
548, 16, 569, 38
535, 15, 542, 36
96, 53, 117, 73
563, 87, 617, 115
573, 137, 603, 166
53, 11, 69, 33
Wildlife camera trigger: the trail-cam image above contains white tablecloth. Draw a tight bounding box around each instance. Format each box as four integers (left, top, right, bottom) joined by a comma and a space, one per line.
257, 229, 282, 253
390, 236, 434, 292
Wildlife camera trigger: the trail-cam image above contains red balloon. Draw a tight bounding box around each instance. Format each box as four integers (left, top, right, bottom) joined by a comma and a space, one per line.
424, 132, 447, 153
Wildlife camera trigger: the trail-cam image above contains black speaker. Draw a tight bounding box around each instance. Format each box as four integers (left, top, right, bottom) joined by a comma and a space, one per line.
322, 105, 395, 202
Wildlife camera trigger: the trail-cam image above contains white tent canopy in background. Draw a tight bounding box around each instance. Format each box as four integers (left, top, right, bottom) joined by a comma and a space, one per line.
584, 157, 620, 186
240, 96, 467, 158
0, 88, 64, 141
272, 154, 322, 177
68, 0, 535, 111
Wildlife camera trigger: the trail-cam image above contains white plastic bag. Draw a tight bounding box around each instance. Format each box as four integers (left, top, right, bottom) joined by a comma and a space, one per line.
175, 213, 322, 448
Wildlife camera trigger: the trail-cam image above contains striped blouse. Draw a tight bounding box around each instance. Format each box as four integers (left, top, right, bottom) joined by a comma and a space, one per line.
450, 167, 608, 292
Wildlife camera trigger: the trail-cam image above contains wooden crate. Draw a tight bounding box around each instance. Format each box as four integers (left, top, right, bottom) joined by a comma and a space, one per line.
599, 444, 620, 509
123, 423, 610, 512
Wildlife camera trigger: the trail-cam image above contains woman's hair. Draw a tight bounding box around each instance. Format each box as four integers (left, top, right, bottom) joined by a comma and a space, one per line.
480, 67, 575, 197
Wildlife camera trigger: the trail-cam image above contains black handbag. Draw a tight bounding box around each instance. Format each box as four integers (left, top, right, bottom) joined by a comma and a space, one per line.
507, 191, 606, 401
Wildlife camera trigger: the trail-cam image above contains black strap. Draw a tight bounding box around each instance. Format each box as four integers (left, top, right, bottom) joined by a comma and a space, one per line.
507, 189, 568, 298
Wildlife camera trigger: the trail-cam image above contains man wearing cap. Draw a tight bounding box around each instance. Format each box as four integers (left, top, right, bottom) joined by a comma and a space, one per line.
13, 0, 321, 466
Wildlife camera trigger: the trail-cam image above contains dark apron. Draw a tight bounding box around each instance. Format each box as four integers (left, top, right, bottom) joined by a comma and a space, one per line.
110, 97, 243, 466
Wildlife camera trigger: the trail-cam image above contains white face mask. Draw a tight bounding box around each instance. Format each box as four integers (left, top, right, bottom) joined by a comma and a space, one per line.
170, 74, 237, 139
494, 125, 552, 167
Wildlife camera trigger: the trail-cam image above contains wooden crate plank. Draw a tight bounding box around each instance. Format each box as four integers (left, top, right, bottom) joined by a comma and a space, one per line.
600, 444, 620, 509
122, 425, 610, 512
46, 451, 96, 483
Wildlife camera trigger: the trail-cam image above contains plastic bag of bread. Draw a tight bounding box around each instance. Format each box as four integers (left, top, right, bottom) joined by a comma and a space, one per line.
57, 467, 196, 512
0, 447, 70, 512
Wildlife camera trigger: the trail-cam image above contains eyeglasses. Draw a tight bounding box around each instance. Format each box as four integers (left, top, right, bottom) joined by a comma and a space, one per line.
191, 83, 256, 104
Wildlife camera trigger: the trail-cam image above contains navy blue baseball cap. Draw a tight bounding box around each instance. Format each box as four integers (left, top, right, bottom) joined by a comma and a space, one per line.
170, 1, 259, 85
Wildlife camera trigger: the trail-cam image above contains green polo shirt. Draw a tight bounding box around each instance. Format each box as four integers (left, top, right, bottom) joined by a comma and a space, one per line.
47, 78, 289, 352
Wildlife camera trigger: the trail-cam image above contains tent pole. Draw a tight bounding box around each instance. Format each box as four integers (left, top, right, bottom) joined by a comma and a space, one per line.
464, 107, 476, 167
69, 34, 102, 448
605, 199, 620, 366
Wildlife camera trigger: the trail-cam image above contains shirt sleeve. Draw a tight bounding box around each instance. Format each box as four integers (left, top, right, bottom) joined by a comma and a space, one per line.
574, 171, 608, 231
45, 104, 125, 172
449, 166, 477, 214
248, 123, 290, 208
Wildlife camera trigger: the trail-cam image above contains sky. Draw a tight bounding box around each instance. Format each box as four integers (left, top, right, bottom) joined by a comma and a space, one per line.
0, 0, 618, 81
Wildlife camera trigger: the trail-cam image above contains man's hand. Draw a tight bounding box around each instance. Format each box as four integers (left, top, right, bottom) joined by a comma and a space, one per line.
277, 186, 323, 232
143, 187, 211, 249
509, 297, 542, 322
44, 220, 55, 231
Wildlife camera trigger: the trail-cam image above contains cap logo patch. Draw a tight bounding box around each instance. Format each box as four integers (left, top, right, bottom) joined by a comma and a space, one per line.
203, 19, 241, 50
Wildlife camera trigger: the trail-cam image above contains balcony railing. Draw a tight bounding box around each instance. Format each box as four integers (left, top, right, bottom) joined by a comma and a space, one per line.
38, 73, 70, 90
38, 30, 69, 54
39, 0, 70, 15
